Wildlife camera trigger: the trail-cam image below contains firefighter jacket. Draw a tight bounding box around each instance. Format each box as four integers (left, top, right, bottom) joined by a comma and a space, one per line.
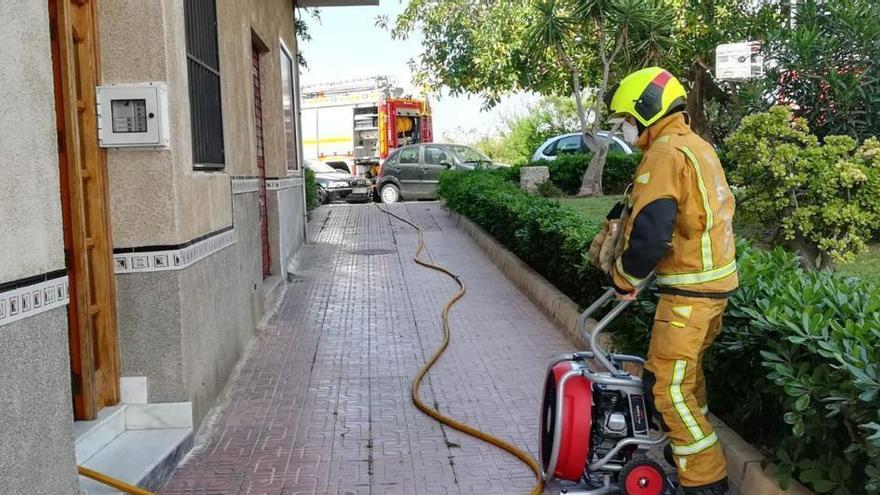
611, 112, 738, 297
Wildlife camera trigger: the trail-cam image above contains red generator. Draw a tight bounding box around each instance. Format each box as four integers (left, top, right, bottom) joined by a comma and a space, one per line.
540, 283, 674, 495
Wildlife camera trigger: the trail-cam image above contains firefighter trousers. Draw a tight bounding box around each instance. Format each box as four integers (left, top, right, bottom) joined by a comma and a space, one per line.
644, 294, 728, 488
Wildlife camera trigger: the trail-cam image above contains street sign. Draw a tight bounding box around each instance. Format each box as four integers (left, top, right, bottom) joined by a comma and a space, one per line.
715, 41, 764, 81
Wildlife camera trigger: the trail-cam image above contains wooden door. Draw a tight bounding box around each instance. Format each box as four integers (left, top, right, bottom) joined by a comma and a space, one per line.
252, 43, 271, 279
49, 0, 120, 420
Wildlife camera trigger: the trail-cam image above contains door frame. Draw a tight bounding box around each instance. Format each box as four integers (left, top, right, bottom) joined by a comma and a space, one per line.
49, 0, 120, 420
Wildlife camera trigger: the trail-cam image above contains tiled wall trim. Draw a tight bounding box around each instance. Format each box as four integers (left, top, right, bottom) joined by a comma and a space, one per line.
232, 177, 260, 195
266, 177, 302, 190
114, 229, 236, 274
0, 272, 69, 327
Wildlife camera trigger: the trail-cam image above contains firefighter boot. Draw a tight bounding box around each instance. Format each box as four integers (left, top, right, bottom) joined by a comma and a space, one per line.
677, 478, 730, 495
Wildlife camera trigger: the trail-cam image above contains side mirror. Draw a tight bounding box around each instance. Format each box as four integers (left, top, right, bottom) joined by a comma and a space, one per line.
440, 160, 453, 169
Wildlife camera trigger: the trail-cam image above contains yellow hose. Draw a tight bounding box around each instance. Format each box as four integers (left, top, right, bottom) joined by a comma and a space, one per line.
78, 466, 156, 495
376, 203, 544, 495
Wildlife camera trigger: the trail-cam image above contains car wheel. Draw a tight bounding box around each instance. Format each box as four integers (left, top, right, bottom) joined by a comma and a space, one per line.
380, 184, 400, 204
318, 187, 328, 204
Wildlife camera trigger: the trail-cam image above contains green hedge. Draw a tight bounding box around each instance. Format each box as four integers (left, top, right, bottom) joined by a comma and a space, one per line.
503, 152, 642, 195
438, 170, 880, 495
438, 170, 606, 304
615, 245, 880, 494
305, 168, 319, 211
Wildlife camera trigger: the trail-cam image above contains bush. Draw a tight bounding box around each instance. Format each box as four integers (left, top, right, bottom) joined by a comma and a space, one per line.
726, 106, 880, 268
440, 170, 880, 494
438, 170, 606, 304
511, 152, 641, 195
305, 168, 319, 211
536, 180, 563, 198
614, 243, 880, 495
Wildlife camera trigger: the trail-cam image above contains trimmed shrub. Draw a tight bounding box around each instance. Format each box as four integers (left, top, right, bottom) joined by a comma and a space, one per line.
305, 168, 319, 211
510, 152, 642, 195
614, 243, 880, 495
438, 170, 606, 304
726, 106, 880, 268
439, 171, 880, 494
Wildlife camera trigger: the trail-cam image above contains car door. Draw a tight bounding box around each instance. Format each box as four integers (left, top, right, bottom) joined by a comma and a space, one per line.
421, 145, 453, 198
394, 146, 422, 198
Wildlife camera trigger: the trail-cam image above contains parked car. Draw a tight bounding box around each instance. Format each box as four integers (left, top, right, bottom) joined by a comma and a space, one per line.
375, 143, 508, 203
325, 160, 352, 174
305, 160, 372, 204
531, 131, 634, 162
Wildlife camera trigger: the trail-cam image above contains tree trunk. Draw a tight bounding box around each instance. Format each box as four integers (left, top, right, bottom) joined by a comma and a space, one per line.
577, 58, 614, 197
686, 63, 713, 143
789, 234, 824, 270
578, 144, 608, 196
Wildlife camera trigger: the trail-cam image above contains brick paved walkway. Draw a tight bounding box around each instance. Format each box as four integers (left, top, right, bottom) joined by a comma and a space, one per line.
161, 202, 577, 495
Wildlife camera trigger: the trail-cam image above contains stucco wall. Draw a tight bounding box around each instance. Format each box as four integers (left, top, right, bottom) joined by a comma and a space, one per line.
0, 0, 65, 281
268, 183, 307, 276
0, 308, 78, 495
114, 192, 262, 428
98, 0, 299, 247
181, 192, 264, 427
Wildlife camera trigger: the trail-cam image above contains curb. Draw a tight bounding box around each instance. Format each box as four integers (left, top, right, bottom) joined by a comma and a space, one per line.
450, 211, 814, 495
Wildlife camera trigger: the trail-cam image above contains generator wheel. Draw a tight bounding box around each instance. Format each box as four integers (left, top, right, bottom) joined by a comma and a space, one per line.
621, 457, 668, 495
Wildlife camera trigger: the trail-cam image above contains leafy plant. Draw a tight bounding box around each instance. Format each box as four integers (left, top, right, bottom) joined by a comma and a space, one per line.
536, 180, 564, 198
438, 170, 606, 304
611, 243, 880, 495
304, 168, 319, 211
765, 0, 880, 141
725, 106, 880, 268
518, 152, 642, 195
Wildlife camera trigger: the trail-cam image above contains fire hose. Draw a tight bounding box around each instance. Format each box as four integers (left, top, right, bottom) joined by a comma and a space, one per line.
77, 466, 155, 495
376, 203, 544, 495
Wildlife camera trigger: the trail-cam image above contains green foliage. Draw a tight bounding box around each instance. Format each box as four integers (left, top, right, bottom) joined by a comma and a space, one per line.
765, 0, 880, 141
293, 8, 321, 68
536, 180, 563, 198
559, 196, 623, 223
725, 106, 880, 267
471, 96, 581, 165
442, 169, 880, 492
304, 168, 319, 211
523, 152, 641, 195
437, 170, 606, 304
611, 243, 880, 495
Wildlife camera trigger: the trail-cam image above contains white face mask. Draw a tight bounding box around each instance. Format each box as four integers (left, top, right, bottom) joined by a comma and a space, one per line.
621, 120, 640, 145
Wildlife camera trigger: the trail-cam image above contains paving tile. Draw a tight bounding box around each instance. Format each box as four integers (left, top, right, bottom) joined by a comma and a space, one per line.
161, 203, 576, 495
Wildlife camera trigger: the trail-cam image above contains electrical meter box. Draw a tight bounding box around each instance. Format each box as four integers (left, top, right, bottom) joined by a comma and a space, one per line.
96, 83, 170, 149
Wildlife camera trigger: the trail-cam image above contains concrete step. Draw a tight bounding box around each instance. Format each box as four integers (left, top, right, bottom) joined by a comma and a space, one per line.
74, 398, 194, 494
78, 428, 193, 494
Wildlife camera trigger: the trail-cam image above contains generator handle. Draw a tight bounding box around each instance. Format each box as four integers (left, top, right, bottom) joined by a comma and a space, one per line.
578, 274, 655, 377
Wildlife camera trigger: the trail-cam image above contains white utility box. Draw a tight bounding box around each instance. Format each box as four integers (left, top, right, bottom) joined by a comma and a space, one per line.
96, 83, 170, 149
715, 42, 764, 81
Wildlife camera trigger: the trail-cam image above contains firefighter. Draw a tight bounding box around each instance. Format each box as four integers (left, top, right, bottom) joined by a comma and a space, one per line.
605, 67, 737, 495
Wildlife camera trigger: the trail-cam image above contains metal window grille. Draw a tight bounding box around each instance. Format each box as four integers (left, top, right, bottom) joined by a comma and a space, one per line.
184, 0, 225, 169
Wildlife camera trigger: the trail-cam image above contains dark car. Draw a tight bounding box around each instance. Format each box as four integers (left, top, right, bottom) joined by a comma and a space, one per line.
305, 160, 372, 204
375, 143, 508, 203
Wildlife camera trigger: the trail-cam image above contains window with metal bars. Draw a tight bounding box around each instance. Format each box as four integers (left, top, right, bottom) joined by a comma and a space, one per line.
184, 0, 225, 169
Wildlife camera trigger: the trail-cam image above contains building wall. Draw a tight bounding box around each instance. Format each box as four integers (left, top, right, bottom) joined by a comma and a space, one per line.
97, 0, 306, 430
0, 1, 77, 493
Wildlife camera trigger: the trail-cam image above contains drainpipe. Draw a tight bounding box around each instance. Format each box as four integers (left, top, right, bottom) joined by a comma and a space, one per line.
293, 5, 309, 245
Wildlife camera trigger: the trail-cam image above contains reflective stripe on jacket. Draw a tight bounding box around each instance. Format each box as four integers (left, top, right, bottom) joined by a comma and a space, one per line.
611, 112, 738, 296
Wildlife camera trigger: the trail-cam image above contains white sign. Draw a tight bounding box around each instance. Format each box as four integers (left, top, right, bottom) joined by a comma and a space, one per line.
715, 42, 764, 81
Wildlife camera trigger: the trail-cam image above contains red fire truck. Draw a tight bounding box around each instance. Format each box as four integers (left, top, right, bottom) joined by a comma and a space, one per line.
301, 76, 433, 177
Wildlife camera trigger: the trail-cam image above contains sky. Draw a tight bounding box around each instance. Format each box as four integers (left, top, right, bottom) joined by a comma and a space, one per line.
298, 2, 536, 144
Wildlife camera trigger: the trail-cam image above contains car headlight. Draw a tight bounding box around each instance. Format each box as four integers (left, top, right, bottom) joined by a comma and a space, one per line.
328, 181, 350, 188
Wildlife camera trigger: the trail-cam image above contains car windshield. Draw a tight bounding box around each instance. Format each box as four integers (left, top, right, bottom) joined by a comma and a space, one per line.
451, 145, 491, 164
307, 161, 338, 174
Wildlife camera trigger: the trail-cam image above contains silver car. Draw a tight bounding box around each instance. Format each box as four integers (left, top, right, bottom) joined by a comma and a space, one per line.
531, 131, 634, 162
